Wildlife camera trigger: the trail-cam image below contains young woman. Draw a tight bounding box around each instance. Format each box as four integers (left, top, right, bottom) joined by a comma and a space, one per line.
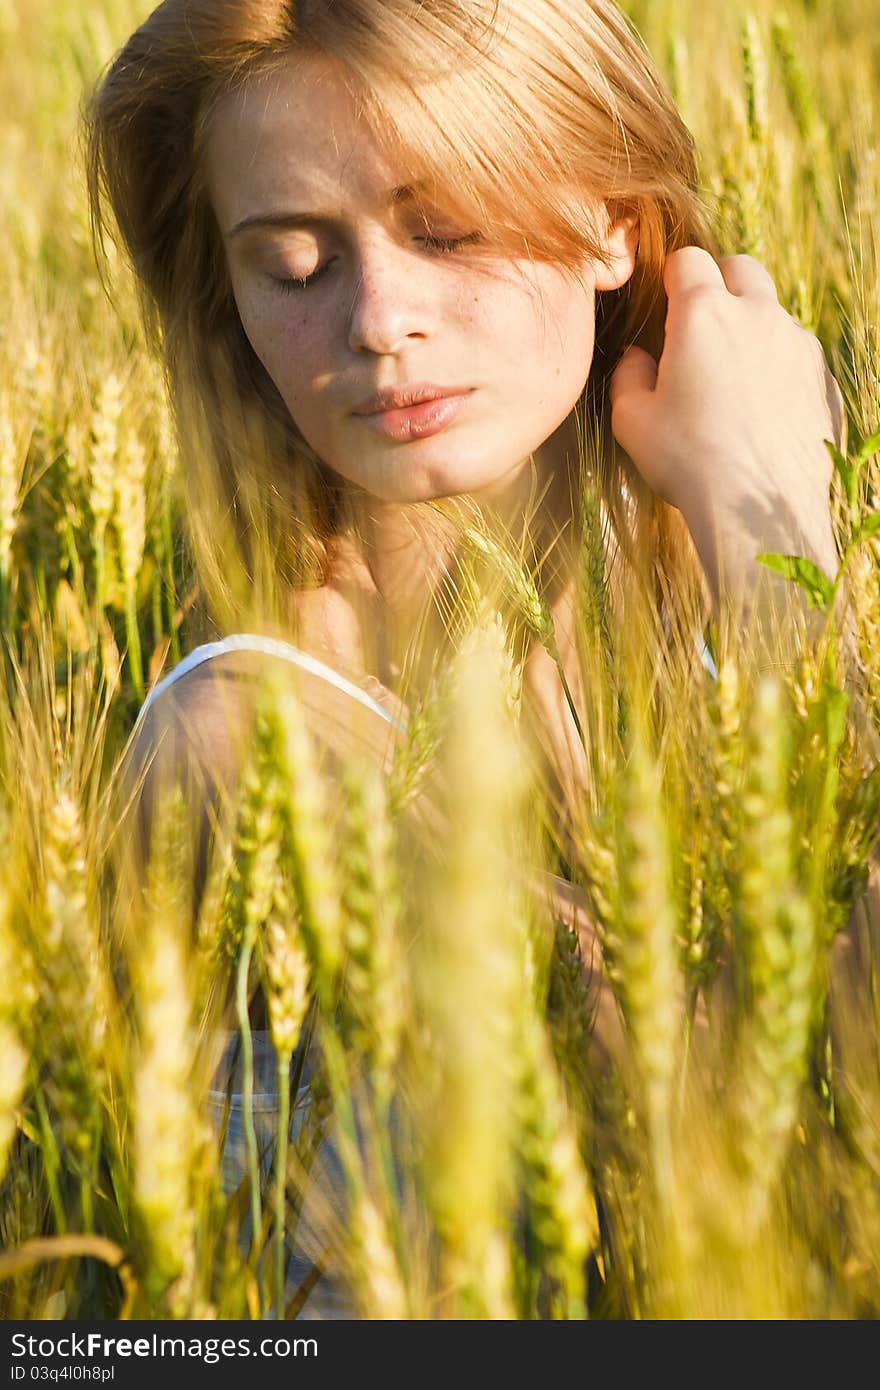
87, 0, 844, 832
87, 0, 850, 1316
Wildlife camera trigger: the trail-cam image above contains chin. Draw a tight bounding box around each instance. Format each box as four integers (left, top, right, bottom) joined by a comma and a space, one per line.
420, 453, 519, 502
356, 454, 494, 507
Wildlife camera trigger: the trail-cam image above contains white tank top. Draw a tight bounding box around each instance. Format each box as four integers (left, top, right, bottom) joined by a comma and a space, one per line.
133, 632, 409, 735
133, 628, 718, 732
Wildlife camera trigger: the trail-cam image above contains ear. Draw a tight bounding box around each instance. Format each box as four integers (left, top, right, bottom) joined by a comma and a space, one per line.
593, 202, 639, 292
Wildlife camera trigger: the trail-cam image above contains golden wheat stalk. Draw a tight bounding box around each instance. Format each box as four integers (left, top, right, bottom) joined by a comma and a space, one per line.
340, 754, 406, 1113
132, 780, 201, 1315
114, 427, 147, 697
515, 1011, 598, 1317
38, 781, 109, 1199
413, 617, 533, 1317
611, 703, 683, 1204
733, 675, 818, 1233
348, 1188, 408, 1319
270, 679, 343, 1008
88, 372, 122, 614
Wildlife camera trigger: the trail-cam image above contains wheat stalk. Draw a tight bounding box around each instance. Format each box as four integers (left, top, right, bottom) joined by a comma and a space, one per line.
611, 704, 683, 1206
414, 618, 530, 1316
340, 754, 406, 1114
515, 1011, 597, 1317
132, 779, 202, 1315
88, 372, 122, 615
733, 675, 818, 1233
38, 781, 109, 1204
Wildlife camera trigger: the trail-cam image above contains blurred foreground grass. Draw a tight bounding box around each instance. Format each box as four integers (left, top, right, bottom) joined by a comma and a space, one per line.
0, 0, 879, 1318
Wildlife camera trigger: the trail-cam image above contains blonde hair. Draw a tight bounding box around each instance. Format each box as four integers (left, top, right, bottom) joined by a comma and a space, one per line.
86, 0, 715, 633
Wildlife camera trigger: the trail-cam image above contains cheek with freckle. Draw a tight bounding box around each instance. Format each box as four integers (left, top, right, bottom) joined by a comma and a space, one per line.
239, 298, 326, 415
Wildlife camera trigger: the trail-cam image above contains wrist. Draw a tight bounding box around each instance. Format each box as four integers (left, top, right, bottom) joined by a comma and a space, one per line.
680, 490, 838, 608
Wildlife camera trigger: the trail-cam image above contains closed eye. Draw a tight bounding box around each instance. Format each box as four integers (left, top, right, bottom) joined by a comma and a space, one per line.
269, 259, 335, 294
418, 231, 484, 253
268, 231, 484, 294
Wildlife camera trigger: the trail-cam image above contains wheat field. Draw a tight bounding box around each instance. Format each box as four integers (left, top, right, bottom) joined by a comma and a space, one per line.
0, 0, 879, 1319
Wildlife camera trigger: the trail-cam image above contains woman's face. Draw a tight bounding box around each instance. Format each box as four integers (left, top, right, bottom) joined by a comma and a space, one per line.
205, 53, 636, 506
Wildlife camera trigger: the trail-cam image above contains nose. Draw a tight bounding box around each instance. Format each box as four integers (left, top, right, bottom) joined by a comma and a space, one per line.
346, 234, 432, 356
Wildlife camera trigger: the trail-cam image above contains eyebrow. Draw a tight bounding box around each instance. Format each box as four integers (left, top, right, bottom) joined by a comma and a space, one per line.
226, 182, 425, 240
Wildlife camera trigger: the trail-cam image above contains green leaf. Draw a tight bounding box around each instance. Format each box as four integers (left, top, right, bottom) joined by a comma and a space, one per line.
857, 512, 880, 540
855, 427, 880, 467
757, 551, 835, 613
826, 439, 854, 501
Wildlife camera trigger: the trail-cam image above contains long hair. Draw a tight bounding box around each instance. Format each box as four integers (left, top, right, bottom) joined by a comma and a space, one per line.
85, 0, 715, 635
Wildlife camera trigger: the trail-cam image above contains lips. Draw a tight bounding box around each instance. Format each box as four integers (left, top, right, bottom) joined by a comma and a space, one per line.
352, 384, 471, 416
353, 387, 473, 443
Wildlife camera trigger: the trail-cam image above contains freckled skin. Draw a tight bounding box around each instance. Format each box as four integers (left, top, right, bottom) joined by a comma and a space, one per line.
204, 52, 635, 507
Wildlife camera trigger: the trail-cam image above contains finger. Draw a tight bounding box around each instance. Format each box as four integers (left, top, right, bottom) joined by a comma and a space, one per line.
609, 344, 658, 406
609, 344, 658, 457
663, 245, 727, 301
718, 253, 780, 302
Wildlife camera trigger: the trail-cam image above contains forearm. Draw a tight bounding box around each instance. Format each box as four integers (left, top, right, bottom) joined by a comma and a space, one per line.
609, 247, 848, 666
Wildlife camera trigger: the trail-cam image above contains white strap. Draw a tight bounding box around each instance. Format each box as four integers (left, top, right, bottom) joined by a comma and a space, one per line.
699, 635, 718, 680
134, 628, 715, 742
134, 633, 408, 735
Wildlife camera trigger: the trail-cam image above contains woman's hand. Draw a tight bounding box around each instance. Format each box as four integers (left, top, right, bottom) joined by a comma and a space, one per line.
609, 247, 844, 611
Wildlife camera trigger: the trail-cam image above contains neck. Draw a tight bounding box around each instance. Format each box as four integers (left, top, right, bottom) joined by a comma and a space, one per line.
348, 410, 584, 695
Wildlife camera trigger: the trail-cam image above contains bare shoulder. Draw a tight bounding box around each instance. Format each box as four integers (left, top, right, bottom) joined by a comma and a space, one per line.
115, 648, 266, 875
130, 535, 377, 775
114, 538, 401, 873
128, 648, 263, 783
